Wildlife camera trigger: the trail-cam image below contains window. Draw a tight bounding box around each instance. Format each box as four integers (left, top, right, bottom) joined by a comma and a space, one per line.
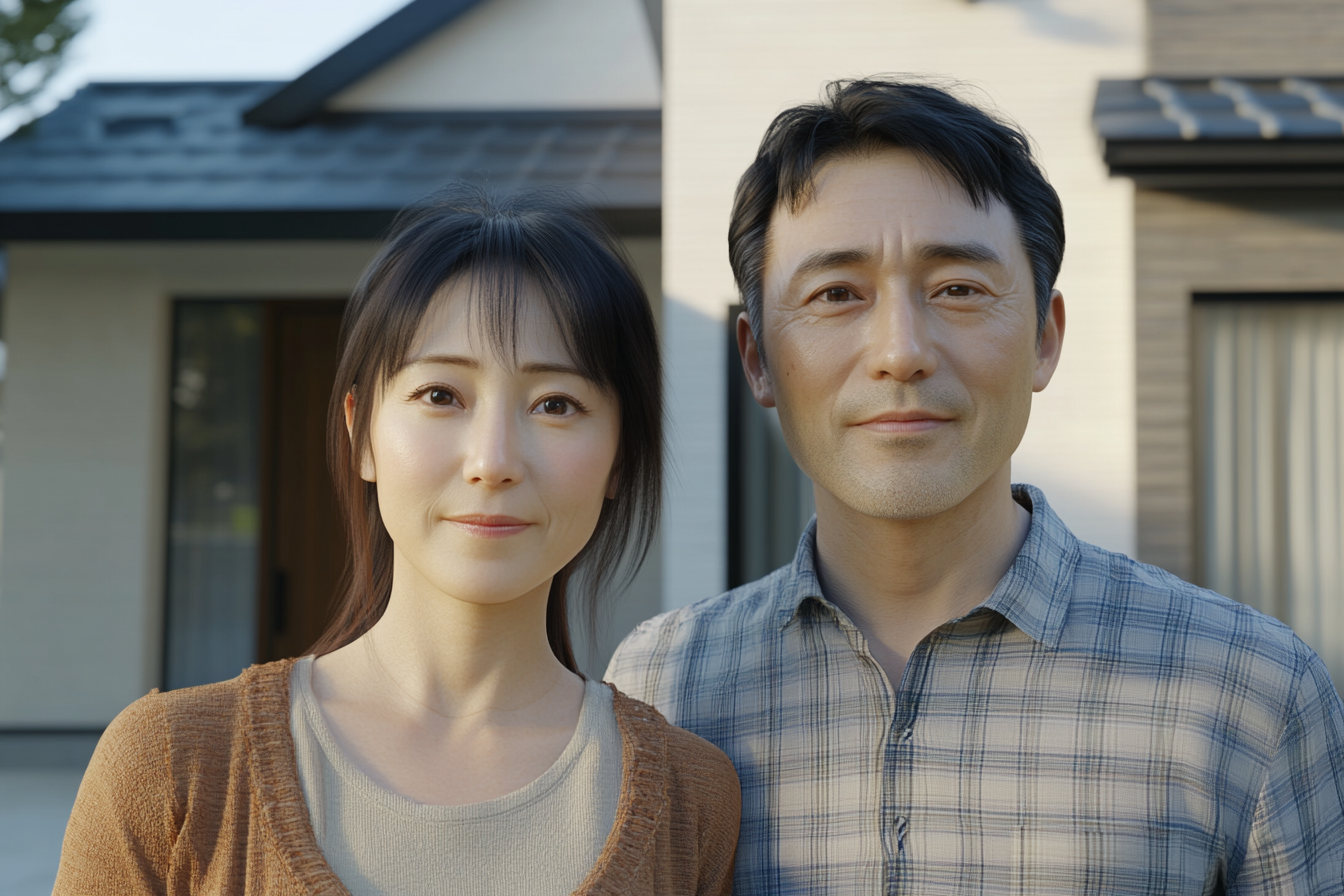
1194, 293, 1344, 688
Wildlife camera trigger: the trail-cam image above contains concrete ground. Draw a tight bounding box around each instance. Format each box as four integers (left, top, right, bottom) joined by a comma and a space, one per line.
0, 768, 84, 896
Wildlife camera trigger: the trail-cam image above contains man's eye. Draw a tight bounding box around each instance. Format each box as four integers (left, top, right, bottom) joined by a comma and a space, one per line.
820, 287, 855, 303
943, 285, 974, 297
540, 397, 571, 415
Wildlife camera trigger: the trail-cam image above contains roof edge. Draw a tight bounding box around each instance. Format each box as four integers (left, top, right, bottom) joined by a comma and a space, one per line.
0, 208, 661, 241
243, 0, 487, 128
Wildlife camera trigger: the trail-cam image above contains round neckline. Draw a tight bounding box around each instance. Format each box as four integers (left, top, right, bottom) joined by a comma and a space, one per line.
241, 658, 671, 896
292, 655, 608, 821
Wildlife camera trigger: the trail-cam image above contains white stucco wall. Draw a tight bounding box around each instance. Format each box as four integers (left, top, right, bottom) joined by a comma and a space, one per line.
663, 0, 1144, 609
330, 0, 661, 112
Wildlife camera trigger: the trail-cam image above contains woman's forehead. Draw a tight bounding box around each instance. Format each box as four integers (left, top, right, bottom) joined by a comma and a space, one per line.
407, 277, 576, 368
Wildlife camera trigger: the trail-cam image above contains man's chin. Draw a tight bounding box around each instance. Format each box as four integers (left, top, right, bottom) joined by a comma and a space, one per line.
823, 474, 976, 523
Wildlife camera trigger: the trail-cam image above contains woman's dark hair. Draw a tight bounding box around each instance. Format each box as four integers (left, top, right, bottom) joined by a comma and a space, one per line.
729, 78, 1065, 356
309, 185, 662, 675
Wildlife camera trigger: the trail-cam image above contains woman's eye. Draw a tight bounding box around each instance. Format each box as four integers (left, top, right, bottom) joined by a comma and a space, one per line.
426, 388, 455, 406
539, 396, 571, 416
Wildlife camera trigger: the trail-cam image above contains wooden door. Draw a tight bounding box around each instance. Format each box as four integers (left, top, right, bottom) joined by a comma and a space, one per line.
258, 301, 347, 662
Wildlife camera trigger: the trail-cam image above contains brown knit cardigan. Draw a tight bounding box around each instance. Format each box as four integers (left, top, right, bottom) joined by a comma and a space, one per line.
53, 658, 740, 895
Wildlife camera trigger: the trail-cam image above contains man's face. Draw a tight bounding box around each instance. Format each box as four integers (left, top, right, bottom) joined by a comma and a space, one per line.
739, 147, 1064, 521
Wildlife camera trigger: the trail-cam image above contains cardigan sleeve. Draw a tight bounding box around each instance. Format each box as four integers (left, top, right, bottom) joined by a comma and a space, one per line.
53, 691, 178, 896
662, 724, 741, 896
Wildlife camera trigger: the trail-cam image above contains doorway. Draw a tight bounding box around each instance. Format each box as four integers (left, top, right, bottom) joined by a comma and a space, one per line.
257, 301, 347, 664
163, 299, 347, 689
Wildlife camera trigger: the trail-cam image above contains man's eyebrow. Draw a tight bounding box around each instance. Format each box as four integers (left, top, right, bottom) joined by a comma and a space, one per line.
789, 247, 874, 282
914, 241, 1005, 267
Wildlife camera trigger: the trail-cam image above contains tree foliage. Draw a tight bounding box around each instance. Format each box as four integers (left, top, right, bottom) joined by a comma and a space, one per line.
0, 0, 86, 113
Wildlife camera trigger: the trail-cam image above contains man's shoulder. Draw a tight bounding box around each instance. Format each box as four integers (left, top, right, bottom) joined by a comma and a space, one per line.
605, 566, 793, 700
614, 566, 792, 655
1067, 537, 1317, 685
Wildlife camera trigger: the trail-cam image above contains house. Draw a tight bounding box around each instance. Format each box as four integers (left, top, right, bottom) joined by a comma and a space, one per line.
1, 0, 1339, 764
1093, 0, 1344, 689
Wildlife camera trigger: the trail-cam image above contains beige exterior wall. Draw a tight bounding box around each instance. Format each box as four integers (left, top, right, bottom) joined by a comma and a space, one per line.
663, 0, 1145, 608
0, 243, 380, 727
0, 237, 660, 725
1134, 189, 1344, 580
331, 0, 660, 112
1149, 0, 1344, 76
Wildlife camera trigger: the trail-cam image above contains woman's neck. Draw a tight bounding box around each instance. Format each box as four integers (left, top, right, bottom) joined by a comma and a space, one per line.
308, 550, 587, 805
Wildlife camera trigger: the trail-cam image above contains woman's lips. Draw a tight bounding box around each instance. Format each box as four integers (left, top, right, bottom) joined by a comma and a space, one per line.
855, 412, 952, 434
446, 515, 532, 537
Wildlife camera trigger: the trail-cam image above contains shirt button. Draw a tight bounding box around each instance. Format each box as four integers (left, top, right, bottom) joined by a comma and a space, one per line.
899, 725, 913, 741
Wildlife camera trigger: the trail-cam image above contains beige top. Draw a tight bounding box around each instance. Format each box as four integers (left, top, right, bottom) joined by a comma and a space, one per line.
289, 656, 622, 896
53, 658, 740, 896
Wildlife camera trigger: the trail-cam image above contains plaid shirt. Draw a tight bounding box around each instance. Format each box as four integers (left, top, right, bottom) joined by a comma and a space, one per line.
606, 485, 1344, 895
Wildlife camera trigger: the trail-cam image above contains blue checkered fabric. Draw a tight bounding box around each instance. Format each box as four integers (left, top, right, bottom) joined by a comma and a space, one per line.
606, 485, 1344, 895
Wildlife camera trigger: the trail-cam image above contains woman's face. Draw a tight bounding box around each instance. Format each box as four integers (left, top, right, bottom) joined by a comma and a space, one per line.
360, 278, 620, 607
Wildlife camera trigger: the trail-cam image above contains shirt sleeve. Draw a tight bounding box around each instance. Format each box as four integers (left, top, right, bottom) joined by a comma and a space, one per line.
1232, 649, 1344, 894
52, 692, 177, 896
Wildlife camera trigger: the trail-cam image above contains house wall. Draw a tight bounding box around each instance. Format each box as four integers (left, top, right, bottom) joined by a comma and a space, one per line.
1148, 0, 1344, 76
662, 0, 1145, 609
1134, 189, 1344, 580
0, 237, 662, 727
330, 0, 660, 112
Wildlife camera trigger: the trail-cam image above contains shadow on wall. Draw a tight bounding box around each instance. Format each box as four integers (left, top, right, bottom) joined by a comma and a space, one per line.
975, 0, 1121, 46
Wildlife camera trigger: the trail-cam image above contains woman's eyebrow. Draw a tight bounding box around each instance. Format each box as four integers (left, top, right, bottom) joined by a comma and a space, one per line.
408, 353, 479, 368
519, 361, 587, 378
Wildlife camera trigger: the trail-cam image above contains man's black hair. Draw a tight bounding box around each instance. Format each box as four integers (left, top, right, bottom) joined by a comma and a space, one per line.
728, 78, 1065, 355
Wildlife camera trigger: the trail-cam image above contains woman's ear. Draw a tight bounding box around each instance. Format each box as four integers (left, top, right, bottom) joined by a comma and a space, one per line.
345, 390, 377, 482
605, 466, 619, 500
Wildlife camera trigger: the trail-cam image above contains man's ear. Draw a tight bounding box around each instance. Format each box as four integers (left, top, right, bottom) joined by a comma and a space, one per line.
737, 311, 776, 408
344, 390, 377, 482
1032, 290, 1066, 392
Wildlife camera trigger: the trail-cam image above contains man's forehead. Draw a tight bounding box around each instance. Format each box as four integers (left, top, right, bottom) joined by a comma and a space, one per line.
766, 150, 1016, 259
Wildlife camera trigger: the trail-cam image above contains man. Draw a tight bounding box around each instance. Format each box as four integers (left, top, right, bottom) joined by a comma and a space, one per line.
607, 80, 1344, 894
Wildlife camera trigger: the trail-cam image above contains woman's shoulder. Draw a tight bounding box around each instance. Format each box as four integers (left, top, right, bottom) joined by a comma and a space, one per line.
100, 659, 296, 767
608, 685, 739, 794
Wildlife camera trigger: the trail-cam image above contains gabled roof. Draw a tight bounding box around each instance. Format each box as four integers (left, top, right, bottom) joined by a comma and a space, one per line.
0, 82, 660, 239
245, 0, 486, 127
1094, 77, 1344, 187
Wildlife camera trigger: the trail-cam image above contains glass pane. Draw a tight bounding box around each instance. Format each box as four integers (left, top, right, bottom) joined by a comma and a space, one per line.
164, 303, 263, 690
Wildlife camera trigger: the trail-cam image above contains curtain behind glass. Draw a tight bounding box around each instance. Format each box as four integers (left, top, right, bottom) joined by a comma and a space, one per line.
164, 303, 263, 690
1196, 301, 1344, 691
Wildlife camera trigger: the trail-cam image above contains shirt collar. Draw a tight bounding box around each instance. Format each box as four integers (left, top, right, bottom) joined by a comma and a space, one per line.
774, 484, 1080, 650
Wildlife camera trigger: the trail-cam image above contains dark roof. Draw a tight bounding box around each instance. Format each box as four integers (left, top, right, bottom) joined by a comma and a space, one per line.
0, 82, 661, 239
245, 0, 485, 127
1094, 77, 1344, 187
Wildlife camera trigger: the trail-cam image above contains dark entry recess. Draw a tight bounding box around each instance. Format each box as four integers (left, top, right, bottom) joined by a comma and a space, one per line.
163, 299, 347, 690
257, 301, 348, 664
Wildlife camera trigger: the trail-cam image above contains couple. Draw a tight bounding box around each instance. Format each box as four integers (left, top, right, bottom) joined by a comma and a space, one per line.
56, 80, 1344, 895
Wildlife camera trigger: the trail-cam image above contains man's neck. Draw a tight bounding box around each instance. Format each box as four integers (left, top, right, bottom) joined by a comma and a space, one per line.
812, 466, 1031, 688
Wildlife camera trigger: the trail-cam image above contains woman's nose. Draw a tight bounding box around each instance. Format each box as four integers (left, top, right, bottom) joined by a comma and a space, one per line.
460, 402, 524, 487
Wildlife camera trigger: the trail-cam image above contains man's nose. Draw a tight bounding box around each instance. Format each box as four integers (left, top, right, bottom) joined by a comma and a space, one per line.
865, 288, 938, 382
461, 401, 524, 487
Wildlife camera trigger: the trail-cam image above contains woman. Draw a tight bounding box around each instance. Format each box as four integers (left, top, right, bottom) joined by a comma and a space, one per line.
53, 187, 740, 896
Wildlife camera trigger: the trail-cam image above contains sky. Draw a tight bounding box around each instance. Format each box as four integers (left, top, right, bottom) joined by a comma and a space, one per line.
1, 0, 411, 135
